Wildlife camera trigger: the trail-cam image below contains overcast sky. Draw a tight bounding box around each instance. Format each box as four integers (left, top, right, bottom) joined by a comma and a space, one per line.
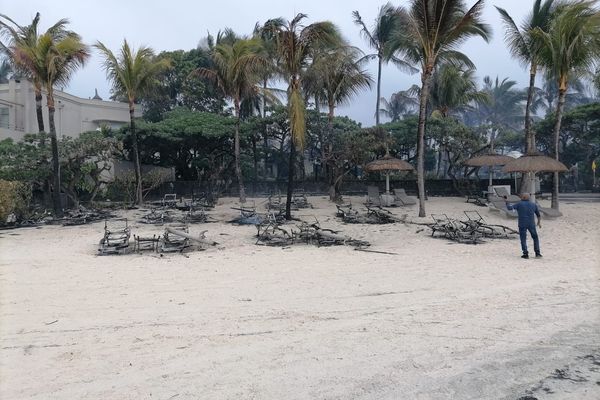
3, 0, 532, 126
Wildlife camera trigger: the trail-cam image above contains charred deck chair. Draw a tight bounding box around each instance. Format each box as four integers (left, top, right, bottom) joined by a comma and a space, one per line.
465, 188, 488, 206
162, 194, 178, 208
159, 224, 190, 252
430, 214, 482, 244
134, 234, 159, 252
292, 190, 312, 209
488, 200, 519, 218
463, 211, 517, 238
493, 187, 520, 202
366, 186, 383, 207
393, 188, 417, 206
98, 219, 131, 255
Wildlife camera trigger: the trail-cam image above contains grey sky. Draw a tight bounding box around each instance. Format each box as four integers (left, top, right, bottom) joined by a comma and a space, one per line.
4, 0, 532, 126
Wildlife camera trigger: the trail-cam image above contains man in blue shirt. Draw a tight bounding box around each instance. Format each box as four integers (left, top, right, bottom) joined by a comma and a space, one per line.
505, 193, 542, 259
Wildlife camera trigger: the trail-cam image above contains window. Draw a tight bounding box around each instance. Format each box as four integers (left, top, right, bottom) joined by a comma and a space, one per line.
0, 107, 8, 129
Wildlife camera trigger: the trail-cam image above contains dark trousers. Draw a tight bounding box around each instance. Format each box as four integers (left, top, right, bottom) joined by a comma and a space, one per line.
519, 225, 540, 255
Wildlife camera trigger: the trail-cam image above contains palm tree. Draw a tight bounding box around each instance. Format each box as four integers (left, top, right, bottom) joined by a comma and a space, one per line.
379, 89, 418, 122
305, 46, 373, 200
390, 0, 491, 217
352, 3, 415, 126
41, 33, 89, 217
195, 36, 269, 203
429, 62, 487, 119
476, 76, 526, 150
263, 13, 341, 219
0, 57, 12, 83
95, 40, 168, 205
496, 0, 557, 153
534, 1, 600, 210
1, 12, 75, 133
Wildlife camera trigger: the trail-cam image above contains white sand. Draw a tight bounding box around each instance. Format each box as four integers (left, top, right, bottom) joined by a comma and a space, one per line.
1, 196, 599, 399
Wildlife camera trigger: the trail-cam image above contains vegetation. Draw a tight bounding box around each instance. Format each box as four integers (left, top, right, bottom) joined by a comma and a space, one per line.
1, 1, 599, 220
95, 40, 169, 206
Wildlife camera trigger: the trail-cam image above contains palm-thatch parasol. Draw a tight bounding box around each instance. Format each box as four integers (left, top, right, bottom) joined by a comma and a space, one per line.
501, 153, 568, 173
365, 156, 415, 194
463, 153, 515, 187
502, 153, 568, 201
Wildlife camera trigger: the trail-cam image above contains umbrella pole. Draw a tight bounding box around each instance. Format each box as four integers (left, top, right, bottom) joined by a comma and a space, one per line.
386, 172, 390, 194
529, 172, 536, 203
488, 166, 493, 190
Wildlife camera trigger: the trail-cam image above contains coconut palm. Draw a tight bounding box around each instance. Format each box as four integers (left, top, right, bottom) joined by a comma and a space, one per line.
195, 36, 270, 203
304, 46, 373, 200
389, 0, 491, 217
379, 89, 418, 122
6, 16, 89, 217
0, 57, 12, 83
352, 3, 416, 126
0, 13, 76, 133
95, 40, 168, 205
262, 13, 341, 219
475, 76, 526, 149
534, 1, 600, 209
496, 0, 558, 153
429, 62, 488, 119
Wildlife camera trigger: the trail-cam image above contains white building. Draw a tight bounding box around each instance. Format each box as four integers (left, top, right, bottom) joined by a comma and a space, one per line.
0, 78, 139, 140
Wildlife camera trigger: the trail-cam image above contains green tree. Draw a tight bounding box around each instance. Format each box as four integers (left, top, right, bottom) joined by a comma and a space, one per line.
534, 1, 600, 209
475, 76, 526, 151
304, 46, 372, 199
195, 36, 269, 203
496, 0, 558, 152
390, 0, 491, 217
379, 89, 418, 122
263, 13, 341, 219
95, 39, 169, 206
353, 3, 415, 126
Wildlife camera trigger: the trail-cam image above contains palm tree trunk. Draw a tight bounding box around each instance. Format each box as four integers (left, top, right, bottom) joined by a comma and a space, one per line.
525, 64, 537, 152
375, 56, 382, 126
551, 87, 566, 210
234, 99, 246, 203
285, 141, 295, 220
129, 106, 143, 206
35, 88, 45, 132
416, 69, 433, 217
327, 103, 337, 202
46, 92, 63, 218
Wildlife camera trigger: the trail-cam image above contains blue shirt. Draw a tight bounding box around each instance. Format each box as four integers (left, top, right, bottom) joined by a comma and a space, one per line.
507, 200, 540, 227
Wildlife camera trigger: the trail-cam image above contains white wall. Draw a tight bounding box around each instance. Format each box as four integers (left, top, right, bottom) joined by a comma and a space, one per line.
0, 79, 140, 141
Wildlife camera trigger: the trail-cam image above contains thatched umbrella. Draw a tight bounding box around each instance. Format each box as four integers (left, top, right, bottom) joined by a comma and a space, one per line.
502, 153, 568, 201
463, 153, 515, 187
365, 156, 415, 194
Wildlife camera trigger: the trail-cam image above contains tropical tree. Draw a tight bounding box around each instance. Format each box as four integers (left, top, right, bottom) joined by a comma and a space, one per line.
475, 76, 526, 150
379, 89, 418, 122
262, 13, 341, 219
195, 36, 269, 203
352, 3, 415, 126
40, 31, 89, 216
0, 13, 76, 134
0, 57, 12, 83
429, 62, 487, 119
305, 46, 373, 200
534, 0, 600, 209
95, 39, 168, 205
496, 0, 557, 153
390, 0, 491, 217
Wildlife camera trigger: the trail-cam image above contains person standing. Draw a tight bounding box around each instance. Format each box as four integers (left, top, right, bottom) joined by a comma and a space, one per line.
505, 193, 542, 259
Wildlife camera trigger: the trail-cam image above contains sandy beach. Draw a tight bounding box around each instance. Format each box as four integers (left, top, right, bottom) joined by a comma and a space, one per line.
1, 196, 599, 399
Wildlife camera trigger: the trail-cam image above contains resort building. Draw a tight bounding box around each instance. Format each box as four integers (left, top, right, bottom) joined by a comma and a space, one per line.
0, 78, 139, 140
